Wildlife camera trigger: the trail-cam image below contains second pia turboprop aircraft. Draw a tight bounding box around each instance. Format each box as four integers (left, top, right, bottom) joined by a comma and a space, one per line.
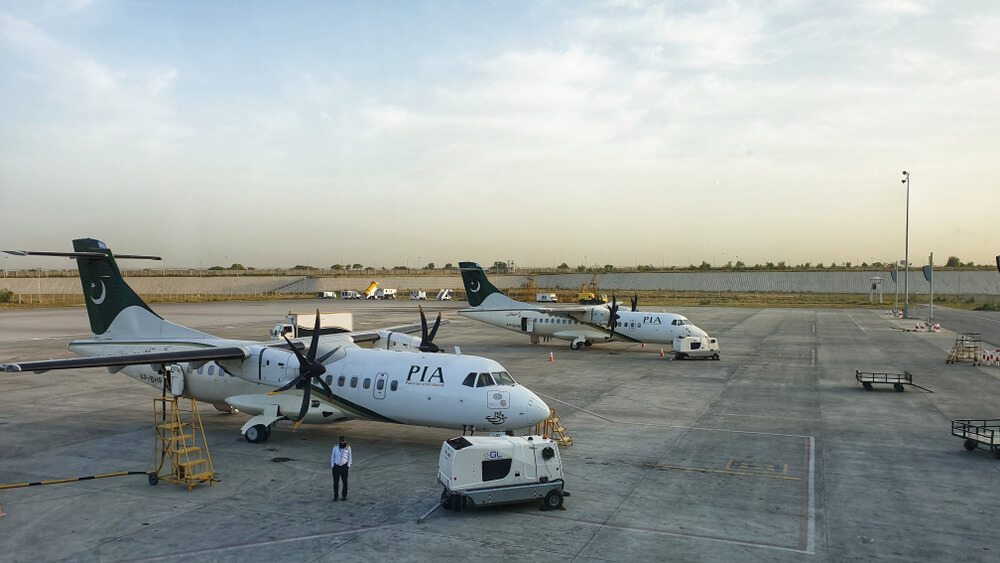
457, 262, 719, 357
0, 240, 551, 443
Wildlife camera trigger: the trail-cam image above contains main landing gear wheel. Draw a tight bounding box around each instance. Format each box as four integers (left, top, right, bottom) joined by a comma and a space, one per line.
542, 490, 564, 510
583, 341, 592, 347
245, 424, 269, 443
570, 341, 583, 350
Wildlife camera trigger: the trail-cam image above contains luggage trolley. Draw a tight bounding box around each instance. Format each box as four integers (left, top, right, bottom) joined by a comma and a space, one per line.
855, 369, 913, 392
952, 419, 1000, 458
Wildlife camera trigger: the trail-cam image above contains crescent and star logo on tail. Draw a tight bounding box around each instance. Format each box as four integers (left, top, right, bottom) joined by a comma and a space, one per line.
469, 281, 481, 293
89, 280, 107, 305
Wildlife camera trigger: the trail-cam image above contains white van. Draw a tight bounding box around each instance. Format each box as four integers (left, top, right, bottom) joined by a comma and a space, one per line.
536, 293, 558, 303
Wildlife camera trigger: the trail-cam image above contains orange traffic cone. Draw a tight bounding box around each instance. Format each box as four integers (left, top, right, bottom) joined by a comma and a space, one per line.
641, 342, 646, 348
548, 352, 554, 362
659, 348, 665, 357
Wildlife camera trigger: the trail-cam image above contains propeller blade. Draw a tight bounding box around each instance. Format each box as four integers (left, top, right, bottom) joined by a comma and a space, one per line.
608, 297, 619, 340
317, 376, 335, 400
306, 309, 323, 363
316, 346, 341, 364
427, 312, 442, 343
293, 384, 311, 429
418, 306, 441, 352
631, 294, 638, 312
267, 371, 306, 395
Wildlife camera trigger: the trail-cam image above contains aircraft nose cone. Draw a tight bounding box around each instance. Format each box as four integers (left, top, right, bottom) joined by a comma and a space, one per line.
526, 393, 550, 425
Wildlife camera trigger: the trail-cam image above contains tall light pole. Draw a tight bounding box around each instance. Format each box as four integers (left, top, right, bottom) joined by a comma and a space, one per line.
902, 171, 910, 318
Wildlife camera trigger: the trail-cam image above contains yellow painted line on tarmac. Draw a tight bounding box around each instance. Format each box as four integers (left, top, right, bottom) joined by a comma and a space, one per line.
623, 460, 802, 481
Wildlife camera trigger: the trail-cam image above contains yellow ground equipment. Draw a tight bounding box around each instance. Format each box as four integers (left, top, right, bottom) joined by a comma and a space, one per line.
947, 333, 982, 365
530, 408, 573, 447
152, 396, 217, 490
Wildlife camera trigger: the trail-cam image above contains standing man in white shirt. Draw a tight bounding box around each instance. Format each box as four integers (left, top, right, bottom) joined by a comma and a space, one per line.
331, 435, 352, 501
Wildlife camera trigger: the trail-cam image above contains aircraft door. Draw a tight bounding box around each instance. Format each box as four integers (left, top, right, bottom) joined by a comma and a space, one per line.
374, 372, 388, 400
521, 317, 534, 333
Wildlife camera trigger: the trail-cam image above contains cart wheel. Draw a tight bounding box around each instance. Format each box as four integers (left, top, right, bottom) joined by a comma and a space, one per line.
148, 473, 159, 486
543, 490, 564, 511
893, 383, 905, 392
964, 439, 978, 451
862, 382, 873, 391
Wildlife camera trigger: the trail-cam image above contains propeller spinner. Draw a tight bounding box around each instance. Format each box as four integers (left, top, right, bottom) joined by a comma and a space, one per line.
268, 309, 338, 429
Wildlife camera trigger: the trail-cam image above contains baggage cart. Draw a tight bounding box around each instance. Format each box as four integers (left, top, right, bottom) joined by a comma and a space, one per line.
951, 419, 1000, 458
855, 370, 913, 392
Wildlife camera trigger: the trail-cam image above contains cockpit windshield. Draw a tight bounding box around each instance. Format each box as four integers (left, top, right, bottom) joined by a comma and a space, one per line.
671, 319, 691, 326
462, 371, 518, 387
492, 371, 517, 385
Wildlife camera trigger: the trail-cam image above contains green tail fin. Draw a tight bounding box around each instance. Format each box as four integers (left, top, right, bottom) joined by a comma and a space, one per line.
458, 262, 503, 308
73, 238, 159, 335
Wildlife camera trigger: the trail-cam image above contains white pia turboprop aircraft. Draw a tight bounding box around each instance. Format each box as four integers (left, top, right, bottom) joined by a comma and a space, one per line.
457, 262, 719, 357
0, 240, 550, 443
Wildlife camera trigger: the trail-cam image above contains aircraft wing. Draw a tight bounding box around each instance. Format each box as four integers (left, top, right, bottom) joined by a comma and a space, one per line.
348, 319, 451, 343
1, 346, 251, 374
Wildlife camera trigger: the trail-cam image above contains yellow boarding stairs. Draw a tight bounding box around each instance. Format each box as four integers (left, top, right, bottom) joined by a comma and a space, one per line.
152, 396, 217, 490
531, 408, 573, 447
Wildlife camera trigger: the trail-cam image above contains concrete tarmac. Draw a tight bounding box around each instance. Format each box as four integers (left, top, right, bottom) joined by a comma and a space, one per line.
3, 300, 1000, 561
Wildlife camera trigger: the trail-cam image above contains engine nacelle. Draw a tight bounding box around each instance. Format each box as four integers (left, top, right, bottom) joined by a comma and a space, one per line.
374, 331, 422, 351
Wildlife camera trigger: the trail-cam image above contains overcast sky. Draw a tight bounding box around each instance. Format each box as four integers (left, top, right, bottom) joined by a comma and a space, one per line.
2, 1, 998, 270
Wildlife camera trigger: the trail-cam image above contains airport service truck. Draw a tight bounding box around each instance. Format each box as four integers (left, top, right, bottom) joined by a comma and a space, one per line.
269, 311, 354, 340
340, 290, 361, 299
318, 291, 336, 299
673, 335, 720, 360
577, 292, 608, 305
363, 281, 380, 299
536, 293, 558, 303
410, 290, 427, 300
436, 289, 453, 301
376, 288, 398, 299
437, 435, 566, 512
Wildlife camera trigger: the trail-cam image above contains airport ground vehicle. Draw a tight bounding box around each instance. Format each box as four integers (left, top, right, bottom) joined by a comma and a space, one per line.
436, 289, 453, 301
577, 292, 608, 305
269, 311, 353, 340
673, 336, 720, 360
376, 288, 398, 299
318, 291, 336, 299
437, 435, 566, 512
363, 281, 380, 299
340, 290, 362, 299
536, 293, 558, 303
411, 291, 427, 300
952, 419, 1000, 458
